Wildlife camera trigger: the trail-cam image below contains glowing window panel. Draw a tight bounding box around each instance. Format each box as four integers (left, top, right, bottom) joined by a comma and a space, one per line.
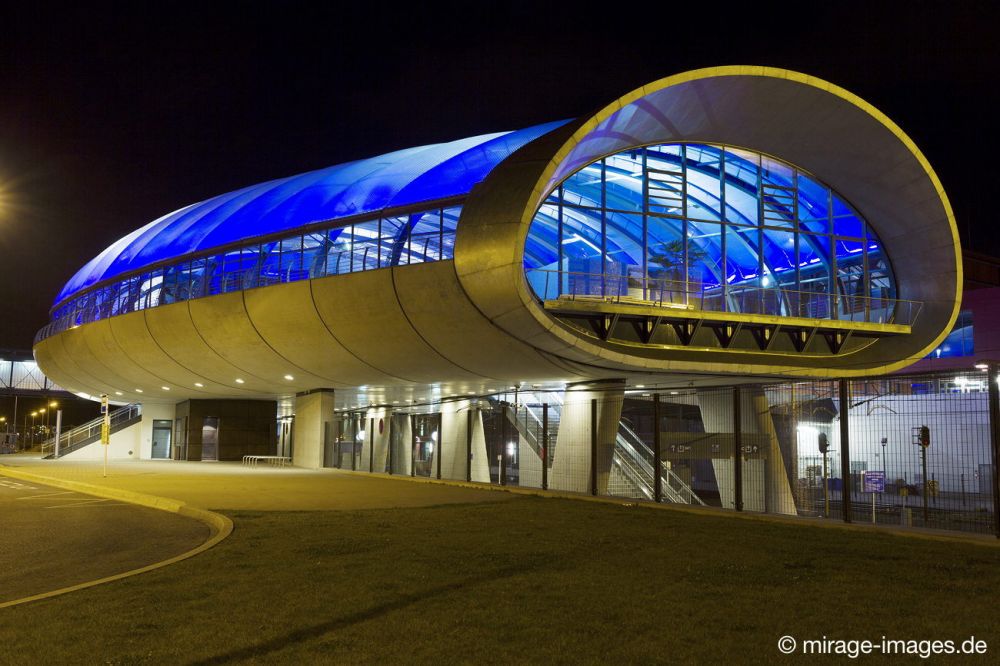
524, 143, 896, 322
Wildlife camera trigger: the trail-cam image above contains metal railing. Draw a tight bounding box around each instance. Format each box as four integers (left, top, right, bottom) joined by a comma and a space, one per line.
41, 403, 142, 458
527, 269, 922, 326
614, 420, 706, 505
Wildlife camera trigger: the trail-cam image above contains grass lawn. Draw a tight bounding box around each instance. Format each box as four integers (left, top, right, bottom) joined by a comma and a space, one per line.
1, 495, 998, 664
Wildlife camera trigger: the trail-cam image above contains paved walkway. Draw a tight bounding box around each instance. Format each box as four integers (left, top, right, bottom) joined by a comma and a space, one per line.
0, 456, 515, 511
0, 476, 209, 603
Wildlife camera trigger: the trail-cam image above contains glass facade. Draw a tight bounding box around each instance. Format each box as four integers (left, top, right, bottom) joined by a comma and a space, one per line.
524, 143, 897, 322
56, 120, 570, 305
39, 206, 462, 342
928, 310, 974, 359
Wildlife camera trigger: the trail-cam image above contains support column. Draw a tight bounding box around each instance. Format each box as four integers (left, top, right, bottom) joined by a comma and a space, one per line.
733, 386, 743, 512
292, 390, 335, 469
542, 404, 549, 491
434, 400, 489, 482
361, 408, 392, 473
550, 380, 625, 495
697, 386, 796, 514
839, 379, 853, 523
988, 362, 1000, 539
653, 395, 662, 503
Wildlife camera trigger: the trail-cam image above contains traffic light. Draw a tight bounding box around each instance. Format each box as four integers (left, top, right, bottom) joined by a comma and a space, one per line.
919, 425, 930, 448
818, 432, 829, 454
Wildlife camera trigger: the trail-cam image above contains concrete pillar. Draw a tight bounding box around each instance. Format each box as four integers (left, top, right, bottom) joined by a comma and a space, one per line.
292, 390, 335, 469
138, 402, 176, 460
362, 407, 392, 473
433, 400, 489, 482
697, 387, 797, 515
550, 381, 625, 494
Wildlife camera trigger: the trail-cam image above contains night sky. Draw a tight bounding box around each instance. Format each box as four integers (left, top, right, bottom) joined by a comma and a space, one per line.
2, 1, 997, 349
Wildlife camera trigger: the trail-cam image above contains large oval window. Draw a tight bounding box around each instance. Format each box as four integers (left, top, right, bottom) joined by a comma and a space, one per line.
523, 143, 895, 322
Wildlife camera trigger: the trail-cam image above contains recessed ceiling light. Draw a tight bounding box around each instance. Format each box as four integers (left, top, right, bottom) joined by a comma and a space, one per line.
283, 374, 294, 381
670, 391, 678, 395
161, 386, 170, 391
135, 388, 143, 393
114, 391, 123, 396
194, 382, 204, 388
636, 384, 645, 388
235, 378, 245, 384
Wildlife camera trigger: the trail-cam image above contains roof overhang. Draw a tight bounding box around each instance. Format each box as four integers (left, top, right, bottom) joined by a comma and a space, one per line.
455, 66, 962, 378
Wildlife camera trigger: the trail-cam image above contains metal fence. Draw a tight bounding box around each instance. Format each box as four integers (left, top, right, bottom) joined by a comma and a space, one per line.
322, 369, 998, 538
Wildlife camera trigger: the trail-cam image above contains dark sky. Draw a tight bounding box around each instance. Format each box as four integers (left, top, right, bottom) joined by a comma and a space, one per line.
2, 1, 997, 349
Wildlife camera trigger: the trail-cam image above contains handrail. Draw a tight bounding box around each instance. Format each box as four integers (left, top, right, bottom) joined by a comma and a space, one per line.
616, 420, 706, 506
527, 268, 922, 327
41, 403, 142, 457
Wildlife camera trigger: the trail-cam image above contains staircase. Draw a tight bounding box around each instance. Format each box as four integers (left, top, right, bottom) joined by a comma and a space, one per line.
497, 393, 563, 466
498, 392, 702, 505
612, 421, 705, 505
42, 404, 142, 459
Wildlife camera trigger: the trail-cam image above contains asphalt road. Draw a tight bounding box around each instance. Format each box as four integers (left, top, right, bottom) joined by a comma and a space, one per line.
0, 477, 210, 603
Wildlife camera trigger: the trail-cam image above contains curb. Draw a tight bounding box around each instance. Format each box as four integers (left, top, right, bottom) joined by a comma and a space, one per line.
0, 467, 234, 609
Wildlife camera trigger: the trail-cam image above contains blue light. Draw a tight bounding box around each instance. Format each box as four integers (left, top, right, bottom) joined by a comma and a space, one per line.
524, 142, 897, 319
56, 120, 569, 306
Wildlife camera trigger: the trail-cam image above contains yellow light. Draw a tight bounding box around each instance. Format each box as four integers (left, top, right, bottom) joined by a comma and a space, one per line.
49, 401, 58, 408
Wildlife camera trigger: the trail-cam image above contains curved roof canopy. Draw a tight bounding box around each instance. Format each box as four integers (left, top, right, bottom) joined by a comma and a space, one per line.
56, 120, 568, 306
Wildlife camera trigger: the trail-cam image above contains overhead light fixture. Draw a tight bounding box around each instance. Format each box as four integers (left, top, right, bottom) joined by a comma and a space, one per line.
194, 382, 204, 388
135, 388, 143, 393
114, 391, 123, 396
235, 378, 245, 384
284, 374, 294, 381
161, 386, 170, 391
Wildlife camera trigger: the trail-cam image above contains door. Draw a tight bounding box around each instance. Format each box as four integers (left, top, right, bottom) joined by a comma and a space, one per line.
202, 416, 219, 461
173, 417, 188, 460
151, 420, 172, 459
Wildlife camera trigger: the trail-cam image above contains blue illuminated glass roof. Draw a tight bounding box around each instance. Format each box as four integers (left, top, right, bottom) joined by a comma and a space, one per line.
56, 120, 569, 306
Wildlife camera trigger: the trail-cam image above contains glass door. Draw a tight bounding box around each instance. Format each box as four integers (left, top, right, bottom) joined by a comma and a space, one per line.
151, 420, 172, 459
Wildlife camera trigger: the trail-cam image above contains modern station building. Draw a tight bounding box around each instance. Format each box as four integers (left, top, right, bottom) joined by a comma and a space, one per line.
33, 67, 962, 509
